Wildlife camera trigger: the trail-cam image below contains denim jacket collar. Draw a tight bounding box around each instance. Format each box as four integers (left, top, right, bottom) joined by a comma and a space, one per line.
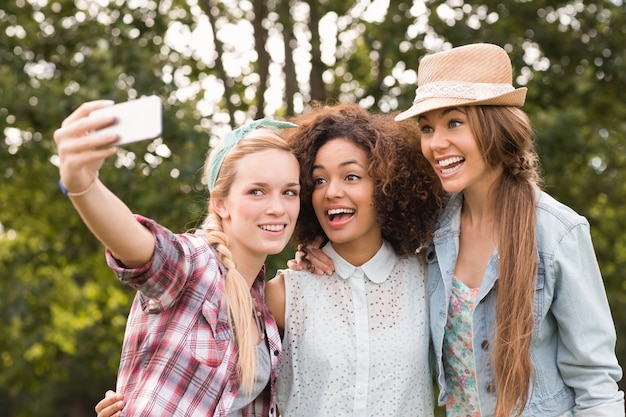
430, 192, 500, 302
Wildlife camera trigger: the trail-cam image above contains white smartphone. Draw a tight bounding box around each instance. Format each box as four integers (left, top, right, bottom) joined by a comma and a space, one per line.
90, 95, 163, 145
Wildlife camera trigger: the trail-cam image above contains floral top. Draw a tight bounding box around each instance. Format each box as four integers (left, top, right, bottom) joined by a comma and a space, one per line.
443, 276, 481, 417
428, 192, 624, 416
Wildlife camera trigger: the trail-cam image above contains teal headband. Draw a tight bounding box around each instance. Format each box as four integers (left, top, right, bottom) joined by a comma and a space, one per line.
208, 118, 297, 191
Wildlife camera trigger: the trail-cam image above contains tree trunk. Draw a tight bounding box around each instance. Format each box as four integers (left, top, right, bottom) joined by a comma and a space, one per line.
306, 0, 326, 103
279, 0, 297, 116
199, 0, 238, 128
253, 0, 270, 119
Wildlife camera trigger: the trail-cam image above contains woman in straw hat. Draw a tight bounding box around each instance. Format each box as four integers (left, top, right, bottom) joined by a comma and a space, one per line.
298, 43, 624, 417
54, 101, 300, 417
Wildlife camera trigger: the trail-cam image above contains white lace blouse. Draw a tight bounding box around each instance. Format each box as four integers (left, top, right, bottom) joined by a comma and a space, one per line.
276, 241, 434, 417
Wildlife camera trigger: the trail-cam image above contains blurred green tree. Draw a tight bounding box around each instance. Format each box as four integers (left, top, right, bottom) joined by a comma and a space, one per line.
1, 1, 625, 415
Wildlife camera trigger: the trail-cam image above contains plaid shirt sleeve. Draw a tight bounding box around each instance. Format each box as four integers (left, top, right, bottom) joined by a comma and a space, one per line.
105, 215, 281, 417
107, 215, 204, 312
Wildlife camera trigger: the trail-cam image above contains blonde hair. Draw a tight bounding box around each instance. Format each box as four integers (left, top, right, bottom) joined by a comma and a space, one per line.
466, 106, 540, 417
200, 128, 292, 394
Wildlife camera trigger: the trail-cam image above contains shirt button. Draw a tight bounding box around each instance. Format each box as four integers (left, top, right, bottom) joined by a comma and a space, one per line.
273, 350, 279, 356
481, 340, 489, 350
486, 382, 496, 394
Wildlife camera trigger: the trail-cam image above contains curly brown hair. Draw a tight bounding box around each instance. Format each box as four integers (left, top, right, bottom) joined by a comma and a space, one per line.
286, 103, 444, 257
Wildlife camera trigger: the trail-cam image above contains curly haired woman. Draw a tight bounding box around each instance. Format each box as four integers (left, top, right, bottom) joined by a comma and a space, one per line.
266, 103, 444, 416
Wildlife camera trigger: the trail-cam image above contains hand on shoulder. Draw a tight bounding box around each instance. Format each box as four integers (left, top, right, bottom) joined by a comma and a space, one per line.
287, 237, 334, 276
95, 390, 125, 417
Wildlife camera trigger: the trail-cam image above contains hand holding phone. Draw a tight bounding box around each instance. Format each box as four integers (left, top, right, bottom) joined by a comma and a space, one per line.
90, 95, 163, 145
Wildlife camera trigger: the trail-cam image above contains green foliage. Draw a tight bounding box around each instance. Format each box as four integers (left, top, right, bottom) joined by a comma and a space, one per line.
2, 0, 626, 415
0, 1, 212, 415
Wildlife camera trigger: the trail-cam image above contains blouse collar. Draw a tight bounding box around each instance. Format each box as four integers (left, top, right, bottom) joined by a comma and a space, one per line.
322, 240, 396, 284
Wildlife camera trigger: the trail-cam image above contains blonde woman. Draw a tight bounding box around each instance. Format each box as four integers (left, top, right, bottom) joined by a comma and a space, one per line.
54, 101, 300, 417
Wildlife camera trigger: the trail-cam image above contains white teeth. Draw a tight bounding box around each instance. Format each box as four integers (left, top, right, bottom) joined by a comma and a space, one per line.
327, 208, 355, 215
260, 224, 285, 232
438, 156, 464, 167
441, 165, 461, 175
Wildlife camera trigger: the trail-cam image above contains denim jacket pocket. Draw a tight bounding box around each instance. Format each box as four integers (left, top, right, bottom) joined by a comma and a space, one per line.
188, 299, 233, 367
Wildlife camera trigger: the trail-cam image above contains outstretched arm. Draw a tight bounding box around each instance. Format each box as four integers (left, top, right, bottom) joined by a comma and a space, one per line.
265, 273, 286, 330
53, 100, 155, 267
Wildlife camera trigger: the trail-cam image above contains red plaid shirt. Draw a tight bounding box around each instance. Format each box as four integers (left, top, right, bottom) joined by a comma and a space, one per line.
106, 216, 281, 417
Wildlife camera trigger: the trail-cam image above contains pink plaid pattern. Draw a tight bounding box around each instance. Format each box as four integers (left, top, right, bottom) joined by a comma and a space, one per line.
106, 216, 281, 417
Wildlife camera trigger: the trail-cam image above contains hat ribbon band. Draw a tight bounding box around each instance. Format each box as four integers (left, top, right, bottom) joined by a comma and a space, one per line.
413, 81, 515, 103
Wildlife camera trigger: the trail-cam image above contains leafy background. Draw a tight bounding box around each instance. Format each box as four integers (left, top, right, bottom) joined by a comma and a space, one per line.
1, 0, 625, 415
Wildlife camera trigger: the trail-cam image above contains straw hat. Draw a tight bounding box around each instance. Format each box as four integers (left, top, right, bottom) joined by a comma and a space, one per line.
395, 43, 527, 121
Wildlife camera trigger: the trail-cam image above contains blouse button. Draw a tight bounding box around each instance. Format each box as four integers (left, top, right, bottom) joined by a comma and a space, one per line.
481, 340, 489, 350
273, 350, 279, 356
486, 382, 496, 394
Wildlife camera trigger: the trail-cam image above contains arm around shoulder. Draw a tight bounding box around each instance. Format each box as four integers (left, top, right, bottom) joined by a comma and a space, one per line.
265, 273, 286, 331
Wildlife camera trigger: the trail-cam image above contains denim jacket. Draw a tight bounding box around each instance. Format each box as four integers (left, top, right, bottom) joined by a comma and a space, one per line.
426, 191, 624, 417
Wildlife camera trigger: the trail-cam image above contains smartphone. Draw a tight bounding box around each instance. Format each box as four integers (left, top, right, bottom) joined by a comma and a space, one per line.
90, 95, 163, 145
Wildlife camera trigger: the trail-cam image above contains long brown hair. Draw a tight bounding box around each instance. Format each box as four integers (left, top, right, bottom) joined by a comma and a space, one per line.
467, 105, 540, 417
201, 129, 292, 394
